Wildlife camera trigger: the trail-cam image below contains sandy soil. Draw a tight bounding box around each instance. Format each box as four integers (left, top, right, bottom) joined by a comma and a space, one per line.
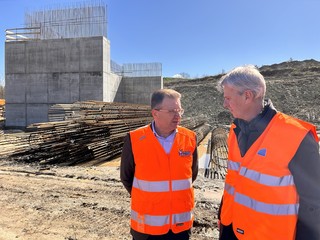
0, 158, 223, 240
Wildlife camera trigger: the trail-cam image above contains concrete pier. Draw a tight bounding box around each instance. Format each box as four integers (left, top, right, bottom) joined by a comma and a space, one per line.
5, 36, 162, 127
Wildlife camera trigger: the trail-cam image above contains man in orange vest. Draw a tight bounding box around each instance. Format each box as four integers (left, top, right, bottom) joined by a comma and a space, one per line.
121, 89, 198, 240
217, 65, 320, 240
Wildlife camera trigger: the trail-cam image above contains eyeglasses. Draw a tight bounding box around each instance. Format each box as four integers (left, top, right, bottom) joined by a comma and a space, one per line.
154, 108, 184, 115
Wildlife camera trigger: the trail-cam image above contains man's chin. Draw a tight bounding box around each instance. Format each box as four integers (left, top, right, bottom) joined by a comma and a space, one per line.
172, 122, 179, 128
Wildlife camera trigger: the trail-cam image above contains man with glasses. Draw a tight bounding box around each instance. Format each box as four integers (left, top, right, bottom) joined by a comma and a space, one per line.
217, 65, 320, 240
120, 88, 198, 240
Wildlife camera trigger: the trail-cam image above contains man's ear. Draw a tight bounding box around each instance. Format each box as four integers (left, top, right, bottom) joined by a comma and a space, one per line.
244, 90, 254, 101
151, 109, 157, 118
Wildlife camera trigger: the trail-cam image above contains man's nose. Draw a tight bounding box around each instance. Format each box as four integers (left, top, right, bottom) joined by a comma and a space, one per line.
223, 99, 228, 109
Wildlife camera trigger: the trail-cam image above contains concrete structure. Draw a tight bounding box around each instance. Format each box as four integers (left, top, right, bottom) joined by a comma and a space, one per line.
5, 3, 162, 128
114, 76, 162, 104
5, 36, 162, 127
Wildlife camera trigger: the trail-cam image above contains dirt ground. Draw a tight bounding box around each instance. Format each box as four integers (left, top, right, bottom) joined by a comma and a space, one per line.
0, 135, 224, 240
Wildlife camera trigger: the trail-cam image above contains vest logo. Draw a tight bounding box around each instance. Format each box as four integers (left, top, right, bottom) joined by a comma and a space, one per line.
139, 136, 146, 141
179, 150, 191, 156
257, 148, 267, 156
176, 222, 184, 227
236, 228, 244, 234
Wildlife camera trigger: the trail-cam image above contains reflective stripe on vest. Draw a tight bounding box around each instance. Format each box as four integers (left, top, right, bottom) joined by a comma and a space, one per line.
239, 167, 295, 186
173, 211, 192, 224
131, 210, 170, 226
133, 177, 192, 192
224, 182, 235, 196
235, 192, 299, 215
228, 160, 240, 171
131, 210, 192, 226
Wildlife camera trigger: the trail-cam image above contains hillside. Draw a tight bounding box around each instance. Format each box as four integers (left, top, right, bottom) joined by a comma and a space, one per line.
165, 59, 320, 127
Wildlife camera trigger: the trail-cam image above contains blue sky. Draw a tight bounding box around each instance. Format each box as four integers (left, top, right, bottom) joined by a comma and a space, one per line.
1, 0, 320, 82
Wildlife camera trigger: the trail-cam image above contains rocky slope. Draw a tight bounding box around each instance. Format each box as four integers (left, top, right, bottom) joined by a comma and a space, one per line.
165, 59, 320, 128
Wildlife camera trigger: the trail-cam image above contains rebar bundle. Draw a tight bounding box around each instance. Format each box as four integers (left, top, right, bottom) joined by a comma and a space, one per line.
111, 61, 162, 77
24, 1, 107, 40
47, 101, 152, 122
0, 101, 210, 166
204, 127, 228, 179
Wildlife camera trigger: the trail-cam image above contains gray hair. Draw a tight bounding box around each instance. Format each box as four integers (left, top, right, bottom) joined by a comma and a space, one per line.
218, 65, 266, 99
151, 89, 181, 109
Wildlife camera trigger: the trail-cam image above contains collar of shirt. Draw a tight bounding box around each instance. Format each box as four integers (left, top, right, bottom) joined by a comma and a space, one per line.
151, 121, 177, 154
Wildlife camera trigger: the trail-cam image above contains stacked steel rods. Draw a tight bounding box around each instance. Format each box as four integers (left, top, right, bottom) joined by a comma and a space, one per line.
204, 127, 229, 179
0, 101, 211, 166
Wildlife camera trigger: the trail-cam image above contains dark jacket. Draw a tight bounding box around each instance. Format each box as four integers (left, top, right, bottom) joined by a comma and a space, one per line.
219, 99, 320, 240
120, 124, 198, 240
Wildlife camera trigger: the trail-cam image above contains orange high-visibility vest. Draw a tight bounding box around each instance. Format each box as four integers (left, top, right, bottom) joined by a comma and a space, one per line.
130, 125, 196, 235
221, 112, 318, 240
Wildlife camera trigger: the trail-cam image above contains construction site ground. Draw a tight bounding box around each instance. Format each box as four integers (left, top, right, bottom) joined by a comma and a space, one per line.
0, 133, 224, 240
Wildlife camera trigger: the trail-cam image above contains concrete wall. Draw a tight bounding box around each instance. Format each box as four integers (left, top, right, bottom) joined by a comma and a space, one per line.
5, 36, 162, 127
114, 76, 163, 105
103, 72, 122, 102
5, 37, 107, 127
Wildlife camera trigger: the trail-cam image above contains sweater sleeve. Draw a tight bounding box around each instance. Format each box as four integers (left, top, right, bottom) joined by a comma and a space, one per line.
120, 133, 135, 195
289, 131, 320, 239
192, 143, 199, 182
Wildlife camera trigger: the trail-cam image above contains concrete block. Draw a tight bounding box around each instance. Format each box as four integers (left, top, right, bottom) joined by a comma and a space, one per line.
122, 78, 134, 93
5, 42, 26, 74
5, 104, 27, 127
113, 92, 123, 103
79, 72, 103, 101
26, 74, 48, 103
114, 76, 162, 105
103, 72, 122, 102
4, 36, 162, 127
46, 39, 80, 72
5, 74, 27, 103
26, 40, 48, 73
27, 104, 49, 125
103, 38, 111, 72
132, 92, 151, 105
48, 73, 80, 103
79, 37, 103, 72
